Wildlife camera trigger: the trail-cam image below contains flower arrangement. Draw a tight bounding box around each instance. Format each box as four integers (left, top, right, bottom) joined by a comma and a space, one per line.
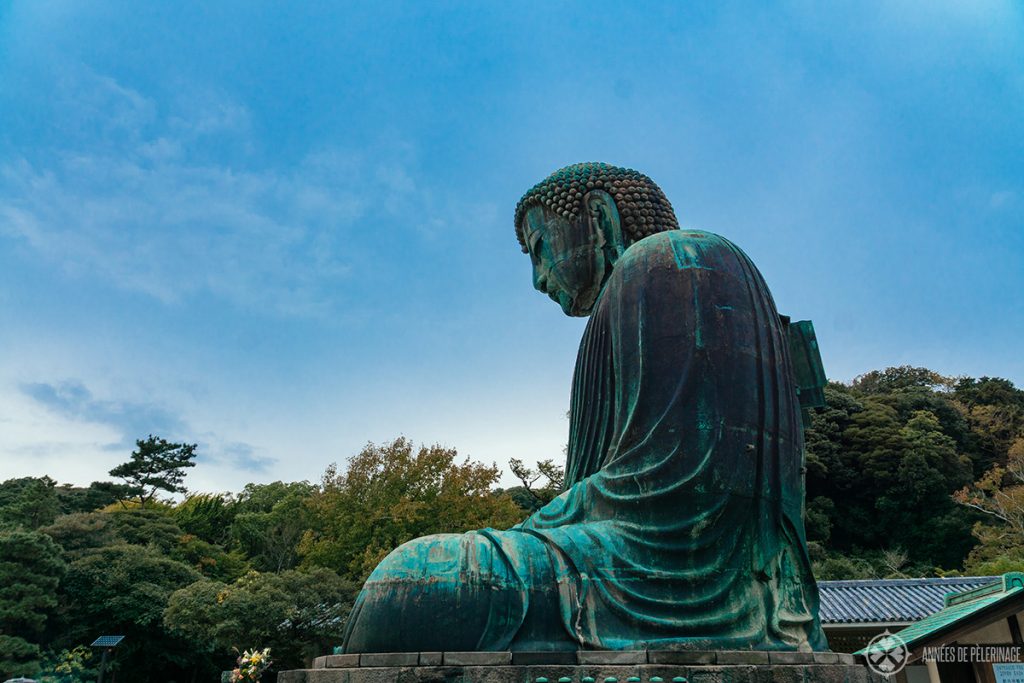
230, 647, 272, 682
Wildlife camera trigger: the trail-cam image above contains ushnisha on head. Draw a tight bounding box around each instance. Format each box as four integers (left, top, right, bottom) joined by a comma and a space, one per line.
515, 162, 680, 317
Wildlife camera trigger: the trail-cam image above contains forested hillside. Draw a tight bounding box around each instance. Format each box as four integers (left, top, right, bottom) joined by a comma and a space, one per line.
2, 367, 1023, 681
805, 368, 1024, 578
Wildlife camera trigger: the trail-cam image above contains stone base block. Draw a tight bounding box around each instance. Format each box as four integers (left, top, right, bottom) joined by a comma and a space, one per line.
277, 655, 883, 683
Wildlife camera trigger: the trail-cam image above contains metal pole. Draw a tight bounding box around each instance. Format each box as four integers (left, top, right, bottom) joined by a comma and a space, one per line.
97, 648, 109, 683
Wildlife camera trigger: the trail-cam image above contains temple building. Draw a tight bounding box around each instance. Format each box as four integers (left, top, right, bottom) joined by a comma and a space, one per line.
821, 574, 1024, 683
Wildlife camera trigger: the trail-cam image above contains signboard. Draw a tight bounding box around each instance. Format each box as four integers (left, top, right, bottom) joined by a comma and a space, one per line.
993, 663, 1024, 683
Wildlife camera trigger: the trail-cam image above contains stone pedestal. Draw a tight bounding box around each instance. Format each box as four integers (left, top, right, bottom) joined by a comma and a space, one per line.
276, 651, 884, 683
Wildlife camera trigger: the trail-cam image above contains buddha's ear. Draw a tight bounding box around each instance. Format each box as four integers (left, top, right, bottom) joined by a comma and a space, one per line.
584, 189, 625, 261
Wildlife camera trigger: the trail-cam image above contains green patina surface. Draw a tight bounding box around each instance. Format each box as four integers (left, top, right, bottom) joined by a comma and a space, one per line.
341, 162, 828, 654
857, 573, 1024, 655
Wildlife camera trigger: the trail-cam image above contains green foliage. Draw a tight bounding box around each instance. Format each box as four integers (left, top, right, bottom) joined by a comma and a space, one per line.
232, 482, 317, 573
41, 506, 250, 584
13, 437, 520, 675
109, 434, 198, 507
507, 458, 564, 510
176, 534, 252, 582
808, 542, 877, 580
0, 634, 43, 679
174, 493, 237, 546
107, 507, 185, 550
805, 371, 981, 572
953, 404, 1024, 576
299, 438, 523, 581
851, 366, 951, 395
808, 542, 934, 581
36, 646, 97, 683
954, 376, 1024, 475
0, 476, 60, 529
41, 508, 182, 558
37, 506, 244, 679
4, 386, 1022, 673
0, 529, 66, 678
803, 368, 1024, 578
54, 542, 205, 680
56, 481, 136, 514
805, 496, 835, 543
962, 523, 1024, 575
502, 485, 547, 512
165, 569, 357, 672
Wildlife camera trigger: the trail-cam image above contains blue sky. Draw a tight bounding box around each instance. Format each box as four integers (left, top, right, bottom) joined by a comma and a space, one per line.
1, 1, 1021, 493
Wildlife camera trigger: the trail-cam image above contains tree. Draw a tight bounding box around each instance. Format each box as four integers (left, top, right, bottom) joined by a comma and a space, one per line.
36, 504, 253, 678
175, 534, 251, 582
41, 506, 248, 582
0, 476, 60, 529
805, 496, 835, 543
35, 646, 97, 683
809, 544, 877, 580
42, 508, 183, 558
39, 511, 118, 556
955, 438, 1024, 537
0, 529, 66, 678
56, 481, 136, 514
300, 438, 523, 582
955, 435, 1024, 573
54, 543, 208, 681
873, 410, 974, 566
851, 366, 951, 395
165, 568, 357, 673
231, 482, 316, 573
174, 493, 237, 546
805, 370, 983, 575
953, 377, 1024, 475
109, 435, 198, 507
508, 458, 564, 509
105, 506, 183, 549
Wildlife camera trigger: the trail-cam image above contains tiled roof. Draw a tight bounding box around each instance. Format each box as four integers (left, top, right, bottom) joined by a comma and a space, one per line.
858, 574, 1024, 655
819, 576, 999, 624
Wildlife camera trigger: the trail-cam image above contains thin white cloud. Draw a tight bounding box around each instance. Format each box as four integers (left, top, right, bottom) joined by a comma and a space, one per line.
0, 382, 123, 485
1, 375, 278, 488
0, 67, 442, 316
19, 379, 189, 451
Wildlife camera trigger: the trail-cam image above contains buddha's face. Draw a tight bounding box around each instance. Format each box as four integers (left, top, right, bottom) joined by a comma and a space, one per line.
520, 204, 607, 317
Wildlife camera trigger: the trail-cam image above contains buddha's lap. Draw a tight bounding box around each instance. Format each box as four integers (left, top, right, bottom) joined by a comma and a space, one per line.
342, 530, 565, 652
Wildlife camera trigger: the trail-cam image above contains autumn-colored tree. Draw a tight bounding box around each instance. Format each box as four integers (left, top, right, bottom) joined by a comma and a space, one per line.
953, 377, 1024, 476
954, 435, 1024, 573
300, 438, 523, 581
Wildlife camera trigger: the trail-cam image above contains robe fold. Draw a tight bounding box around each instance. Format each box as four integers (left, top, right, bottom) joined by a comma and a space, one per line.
341, 230, 827, 653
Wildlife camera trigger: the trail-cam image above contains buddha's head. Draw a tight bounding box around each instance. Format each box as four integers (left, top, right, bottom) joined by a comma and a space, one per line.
514, 162, 680, 317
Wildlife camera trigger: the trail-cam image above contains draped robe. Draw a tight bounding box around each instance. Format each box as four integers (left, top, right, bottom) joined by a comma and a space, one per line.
341, 230, 828, 653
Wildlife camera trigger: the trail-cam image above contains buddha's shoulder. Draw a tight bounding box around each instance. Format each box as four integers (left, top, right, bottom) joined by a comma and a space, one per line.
616, 229, 745, 273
